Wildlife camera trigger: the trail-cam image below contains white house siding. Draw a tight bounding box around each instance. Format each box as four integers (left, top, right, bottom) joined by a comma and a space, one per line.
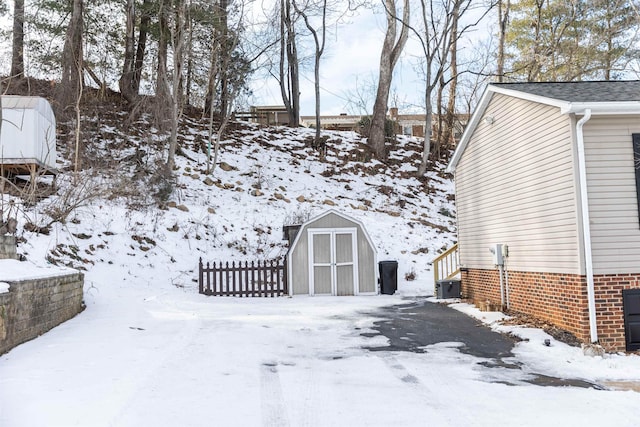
455, 94, 581, 273
583, 115, 640, 274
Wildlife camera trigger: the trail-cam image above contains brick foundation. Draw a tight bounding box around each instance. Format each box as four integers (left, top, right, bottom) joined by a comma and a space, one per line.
461, 268, 640, 352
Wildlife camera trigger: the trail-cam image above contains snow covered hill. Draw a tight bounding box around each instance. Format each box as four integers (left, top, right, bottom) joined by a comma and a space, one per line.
6, 108, 456, 296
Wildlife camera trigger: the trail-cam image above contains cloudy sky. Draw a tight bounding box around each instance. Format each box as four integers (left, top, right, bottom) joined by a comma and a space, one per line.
248, 2, 496, 117
248, 4, 430, 116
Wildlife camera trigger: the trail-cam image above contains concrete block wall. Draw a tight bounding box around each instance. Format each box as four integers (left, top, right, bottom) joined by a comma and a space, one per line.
0, 235, 17, 260
0, 271, 84, 355
461, 268, 639, 352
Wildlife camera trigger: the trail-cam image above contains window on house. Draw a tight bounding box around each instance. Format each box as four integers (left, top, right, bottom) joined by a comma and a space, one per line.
403, 125, 412, 136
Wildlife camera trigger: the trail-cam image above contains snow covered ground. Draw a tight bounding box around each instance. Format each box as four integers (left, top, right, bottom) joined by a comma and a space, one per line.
1, 279, 639, 426
0, 120, 639, 426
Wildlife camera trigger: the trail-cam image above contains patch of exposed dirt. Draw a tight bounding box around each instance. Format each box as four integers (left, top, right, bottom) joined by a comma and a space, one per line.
500, 311, 582, 347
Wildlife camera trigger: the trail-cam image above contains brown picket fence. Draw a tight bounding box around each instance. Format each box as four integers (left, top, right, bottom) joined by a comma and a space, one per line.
198, 258, 288, 297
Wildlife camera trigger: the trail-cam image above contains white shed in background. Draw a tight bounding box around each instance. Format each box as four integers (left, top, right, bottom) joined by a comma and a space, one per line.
0, 96, 57, 175
287, 210, 378, 296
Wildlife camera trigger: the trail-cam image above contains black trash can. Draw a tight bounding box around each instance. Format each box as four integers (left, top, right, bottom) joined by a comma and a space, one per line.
379, 260, 398, 295
436, 279, 461, 299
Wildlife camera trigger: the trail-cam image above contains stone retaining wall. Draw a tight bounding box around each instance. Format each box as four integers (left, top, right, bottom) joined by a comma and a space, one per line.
0, 235, 17, 260
0, 271, 84, 355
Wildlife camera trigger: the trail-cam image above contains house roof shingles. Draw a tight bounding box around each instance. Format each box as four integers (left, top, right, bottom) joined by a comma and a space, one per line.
492, 80, 640, 103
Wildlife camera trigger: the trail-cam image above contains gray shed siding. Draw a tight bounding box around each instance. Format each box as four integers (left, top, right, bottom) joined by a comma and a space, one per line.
455, 94, 582, 274
288, 212, 376, 295
583, 115, 640, 274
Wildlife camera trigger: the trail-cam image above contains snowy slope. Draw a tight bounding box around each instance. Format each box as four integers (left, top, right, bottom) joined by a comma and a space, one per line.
8, 113, 456, 296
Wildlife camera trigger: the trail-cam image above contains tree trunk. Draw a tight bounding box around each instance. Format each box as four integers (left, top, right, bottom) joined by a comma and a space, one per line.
155, 0, 171, 126
369, 0, 409, 160
56, 0, 84, 118
293, 0, 326, 147
285, 0, 300, 127
278, 0, 299, 127
119, 0, 137, 102
11, 0, 25, 79
167, 1, 186, 170
497, 0, 510, 82
185, 11, 193, 106
219, 0, 230, 116
441, 1, 460, 154
133, 0, 151, 93
205, 0, 230, 116
204, 35, 219, 116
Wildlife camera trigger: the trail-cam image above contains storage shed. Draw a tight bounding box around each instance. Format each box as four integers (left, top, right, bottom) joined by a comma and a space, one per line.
287, 210, 377, 296
0, 96, 57, 175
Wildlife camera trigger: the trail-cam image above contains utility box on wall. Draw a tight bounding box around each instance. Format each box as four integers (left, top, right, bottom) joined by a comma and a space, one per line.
490, 243, 508, 266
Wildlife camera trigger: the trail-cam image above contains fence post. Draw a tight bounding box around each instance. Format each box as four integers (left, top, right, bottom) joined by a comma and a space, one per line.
210, 261, 216, 295
199, 258, 204, 294
269, 259, 275, 297
283, 257, 288, 295
231, 261, 237, 297
251, 261, 256, 297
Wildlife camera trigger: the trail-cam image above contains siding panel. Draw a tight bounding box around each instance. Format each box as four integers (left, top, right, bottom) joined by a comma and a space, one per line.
584, 116, 640, 274
455, 94, 580, 273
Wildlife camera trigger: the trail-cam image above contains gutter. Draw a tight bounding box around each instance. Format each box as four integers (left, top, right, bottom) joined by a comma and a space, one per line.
575, 109, 598, 343
562, 102, 640, 115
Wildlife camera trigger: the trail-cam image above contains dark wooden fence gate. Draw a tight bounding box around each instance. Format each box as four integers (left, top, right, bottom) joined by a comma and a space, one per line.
199, 258, 287, 297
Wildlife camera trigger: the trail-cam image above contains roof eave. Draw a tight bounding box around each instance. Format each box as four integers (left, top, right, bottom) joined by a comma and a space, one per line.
561, 102, 640, 115
446, 88, 494, 174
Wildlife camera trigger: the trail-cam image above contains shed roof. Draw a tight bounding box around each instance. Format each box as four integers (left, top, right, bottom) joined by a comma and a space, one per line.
288, 209, 377, 255
447, 81, 640, 173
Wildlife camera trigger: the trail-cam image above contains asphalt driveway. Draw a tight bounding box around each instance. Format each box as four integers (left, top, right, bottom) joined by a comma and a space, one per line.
362, 298, 516, 358
361, 298, 603, 389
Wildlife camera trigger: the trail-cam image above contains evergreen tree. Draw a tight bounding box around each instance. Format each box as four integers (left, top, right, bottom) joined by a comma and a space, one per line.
505, 0, 639, 81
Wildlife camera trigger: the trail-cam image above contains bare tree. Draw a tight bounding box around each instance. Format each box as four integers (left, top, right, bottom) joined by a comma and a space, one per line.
119, 0, 137, 102
167, 0, 187, 170
439, 0, 460, 154
496, 0, 510, 82
156, 0, 172, 123
279, 0, 300, 127
412, 0, 490, 176
203, 0, 250, 174
11, 0, 25, 79
204, 0, 230, 115
292, 0, 327, 148
369, 0, 410, 160
134, 0, 152, 94
56, 0, 84, 117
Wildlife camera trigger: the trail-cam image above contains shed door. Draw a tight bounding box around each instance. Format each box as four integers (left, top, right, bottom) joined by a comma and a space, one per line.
309, 230, 357, 296
623, 289, 640, 351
